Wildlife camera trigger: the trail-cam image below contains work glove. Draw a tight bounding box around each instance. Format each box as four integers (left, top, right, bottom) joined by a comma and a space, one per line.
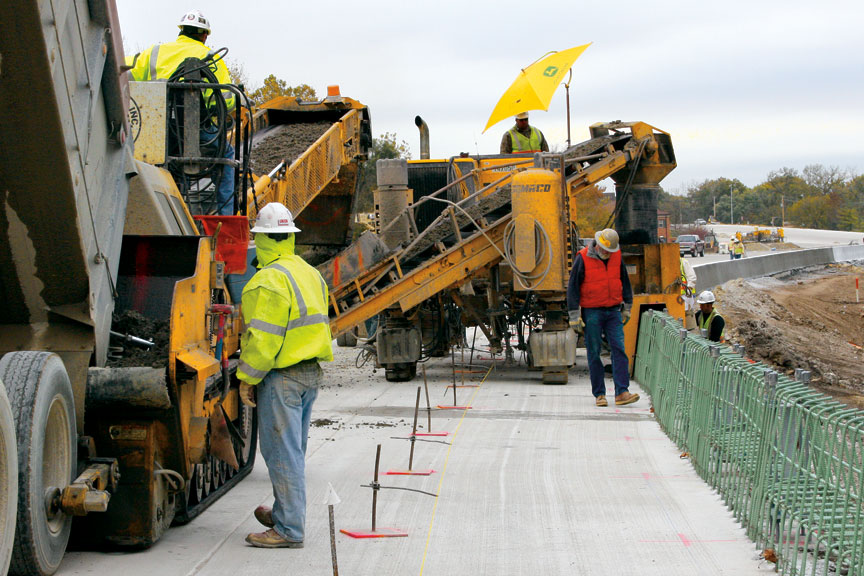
568, 308, 585, 334
621, 303, 632, 325
239, 382, 257, 407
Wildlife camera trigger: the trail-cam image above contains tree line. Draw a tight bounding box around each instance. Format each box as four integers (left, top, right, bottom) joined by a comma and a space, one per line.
660, 165, 864, 231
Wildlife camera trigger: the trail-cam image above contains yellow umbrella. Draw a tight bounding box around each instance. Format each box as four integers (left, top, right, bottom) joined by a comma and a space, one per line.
482, 43, 591, 134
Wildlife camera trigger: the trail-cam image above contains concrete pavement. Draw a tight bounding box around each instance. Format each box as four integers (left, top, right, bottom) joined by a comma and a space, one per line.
61, 342, 775, 576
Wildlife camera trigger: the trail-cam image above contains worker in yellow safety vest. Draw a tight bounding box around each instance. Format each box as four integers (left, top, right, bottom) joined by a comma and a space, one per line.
694, 290, 725, 342
126, 9, 237, 214
237, 202, 333, 549
732, 239, 746, 259
680, 257, 697, 329
500, 112, 549, 154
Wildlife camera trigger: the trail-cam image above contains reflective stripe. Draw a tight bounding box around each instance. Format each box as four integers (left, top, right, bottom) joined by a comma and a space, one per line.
238, 360, 268, 380
267, 263, 307, 315
149, 44, 160, 81
287, 313, 329, 330
249, 318, 287, 337
318, 275, 327, 302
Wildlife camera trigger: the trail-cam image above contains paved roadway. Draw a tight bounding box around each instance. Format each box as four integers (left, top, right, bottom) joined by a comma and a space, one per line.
62, 341, 775, 576
682, 225, 864, 265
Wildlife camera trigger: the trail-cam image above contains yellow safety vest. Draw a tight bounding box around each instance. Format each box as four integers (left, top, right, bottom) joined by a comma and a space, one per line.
733, 242, 744, 255
237, 235, 333, 385
126, 35, 235, 111
509, 126, 543, 152
679, 260, 691, 296
698, 309, 725, 341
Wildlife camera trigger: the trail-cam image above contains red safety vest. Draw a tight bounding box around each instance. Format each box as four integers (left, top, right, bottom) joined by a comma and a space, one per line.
579, 246, 623, 308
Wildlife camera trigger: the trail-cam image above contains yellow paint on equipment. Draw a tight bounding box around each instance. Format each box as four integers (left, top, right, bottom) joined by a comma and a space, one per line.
510, 168, 568, 293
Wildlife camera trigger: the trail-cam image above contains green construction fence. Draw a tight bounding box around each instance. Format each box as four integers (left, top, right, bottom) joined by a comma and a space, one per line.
635, 310, 864, 576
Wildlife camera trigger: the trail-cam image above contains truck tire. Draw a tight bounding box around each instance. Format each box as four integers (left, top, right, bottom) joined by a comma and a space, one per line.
1, 382, 17, 576
0, 352, 76, 576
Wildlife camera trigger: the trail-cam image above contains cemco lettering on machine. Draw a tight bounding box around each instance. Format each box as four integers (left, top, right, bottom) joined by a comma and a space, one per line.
510, 184, 552, 194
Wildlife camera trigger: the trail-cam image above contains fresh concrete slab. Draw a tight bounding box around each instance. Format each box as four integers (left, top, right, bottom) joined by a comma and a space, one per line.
61, 341, 775, 576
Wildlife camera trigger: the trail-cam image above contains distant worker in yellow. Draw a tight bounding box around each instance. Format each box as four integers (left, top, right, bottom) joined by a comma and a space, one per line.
126, 9, 237, 215
236, 203, 334, 548
500, 112, 549, 154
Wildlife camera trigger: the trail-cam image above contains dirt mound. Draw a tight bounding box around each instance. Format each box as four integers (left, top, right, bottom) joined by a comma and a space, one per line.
716, 264, 864, 408
249, 121, 334, 176
107, 310, 171, 368
742, 241, 800, 252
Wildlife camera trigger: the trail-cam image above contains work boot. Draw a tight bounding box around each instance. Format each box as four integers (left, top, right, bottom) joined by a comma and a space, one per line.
245, 529, 303, 549
615, 391, 640, 406
254, 505, 274, 528
595, 395, 608, 407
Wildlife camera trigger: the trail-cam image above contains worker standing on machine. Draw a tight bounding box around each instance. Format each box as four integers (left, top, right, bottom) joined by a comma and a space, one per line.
567, 229, 640, 407
126, 9, 237, 215
694, 290, 725, 342
236, 202, 334, 548
500, 112, 549, 154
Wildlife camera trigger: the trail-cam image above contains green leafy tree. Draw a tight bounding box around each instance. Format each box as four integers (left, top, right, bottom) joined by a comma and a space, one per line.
248, 75, 317, 105
356, 133, 412, 213
788, 195, 833, 229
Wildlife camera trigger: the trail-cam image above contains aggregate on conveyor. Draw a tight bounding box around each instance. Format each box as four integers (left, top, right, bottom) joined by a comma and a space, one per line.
248, 120, 334, 176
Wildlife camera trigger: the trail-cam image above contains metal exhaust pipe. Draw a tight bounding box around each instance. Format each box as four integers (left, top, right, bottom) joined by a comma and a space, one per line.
414, 115, 430, 159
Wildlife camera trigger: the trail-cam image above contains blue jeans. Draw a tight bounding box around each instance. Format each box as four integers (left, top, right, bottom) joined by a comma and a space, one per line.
256, 361, 322, 542
200, 126, 235, 215
583, 306, 631, 398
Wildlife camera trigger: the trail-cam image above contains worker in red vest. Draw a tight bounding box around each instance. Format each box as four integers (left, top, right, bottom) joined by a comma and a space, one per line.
566, 229, 640, 407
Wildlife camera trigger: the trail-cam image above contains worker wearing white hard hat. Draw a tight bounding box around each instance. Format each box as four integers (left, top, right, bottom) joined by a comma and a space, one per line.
125, 9, 237, 214
695, 290, 725, 342
567, 228, 640, 407
238, 202, 333, 548
500, 111, 549, 154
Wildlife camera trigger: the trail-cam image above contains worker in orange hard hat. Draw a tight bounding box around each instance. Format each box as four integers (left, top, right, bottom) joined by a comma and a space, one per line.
500, 112, 549, 154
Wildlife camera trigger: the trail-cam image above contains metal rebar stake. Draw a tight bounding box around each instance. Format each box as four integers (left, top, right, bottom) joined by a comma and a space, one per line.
328, 504, 338, 576
451, 346, 458, 406
408, 387, 420, 471
372, 444, 381, 532
423, 365, 432, 431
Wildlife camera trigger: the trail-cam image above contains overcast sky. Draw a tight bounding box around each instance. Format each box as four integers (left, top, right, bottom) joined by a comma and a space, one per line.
117, 0, 863, 194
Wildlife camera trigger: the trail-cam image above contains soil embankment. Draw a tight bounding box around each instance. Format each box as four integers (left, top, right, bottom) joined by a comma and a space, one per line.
714, 263, 864, 408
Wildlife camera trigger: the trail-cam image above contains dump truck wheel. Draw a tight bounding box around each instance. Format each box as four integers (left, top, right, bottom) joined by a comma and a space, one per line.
0, 381, 17, 576
0, 352, 76, 576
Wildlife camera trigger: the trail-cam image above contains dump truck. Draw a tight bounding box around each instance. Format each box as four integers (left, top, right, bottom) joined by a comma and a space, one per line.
326, 119, 684, 383
0, 3, 373, 575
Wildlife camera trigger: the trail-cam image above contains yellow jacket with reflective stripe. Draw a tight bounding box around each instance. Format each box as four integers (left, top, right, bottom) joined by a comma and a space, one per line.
237, 234, 333, 385
125, 35, 235, 111
508, 126, 544, 152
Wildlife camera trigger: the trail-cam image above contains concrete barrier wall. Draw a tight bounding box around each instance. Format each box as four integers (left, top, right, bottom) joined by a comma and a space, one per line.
832, 244, 864, 262
693, 245, 864, 290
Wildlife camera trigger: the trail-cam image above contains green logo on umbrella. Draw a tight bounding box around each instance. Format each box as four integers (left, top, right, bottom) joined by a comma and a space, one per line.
543, 66, 559, 77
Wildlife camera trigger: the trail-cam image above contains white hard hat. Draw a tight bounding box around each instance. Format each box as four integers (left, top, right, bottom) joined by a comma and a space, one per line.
515, 112, 529, 120
178, 9, 211, 33
696, 290, 716, 304
594, 228, 620, 252
251, 203, 301, 234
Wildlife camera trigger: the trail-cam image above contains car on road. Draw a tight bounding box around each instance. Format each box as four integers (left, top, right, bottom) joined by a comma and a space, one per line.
676, 234, 705, 257
694, 218, 707, 226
